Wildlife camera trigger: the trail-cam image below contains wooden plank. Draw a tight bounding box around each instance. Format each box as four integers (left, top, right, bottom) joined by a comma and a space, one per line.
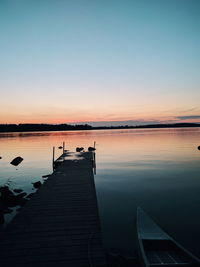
0, 152, 106, 267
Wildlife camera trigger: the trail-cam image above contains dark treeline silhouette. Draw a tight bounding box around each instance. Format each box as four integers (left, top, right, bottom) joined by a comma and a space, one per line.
0, 122, 199, 133
0, 123, 92, 132
94, 122, 200, 130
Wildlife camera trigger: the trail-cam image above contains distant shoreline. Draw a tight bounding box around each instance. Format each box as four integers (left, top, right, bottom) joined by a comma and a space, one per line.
0, 123, 200, 133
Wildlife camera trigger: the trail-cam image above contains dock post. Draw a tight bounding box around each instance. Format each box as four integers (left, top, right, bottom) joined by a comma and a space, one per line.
63, 141, 65, 153
52, 146, 55, 170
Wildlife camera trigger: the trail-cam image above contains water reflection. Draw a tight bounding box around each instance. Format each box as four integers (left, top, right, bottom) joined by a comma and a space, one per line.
0, 128, 200, 257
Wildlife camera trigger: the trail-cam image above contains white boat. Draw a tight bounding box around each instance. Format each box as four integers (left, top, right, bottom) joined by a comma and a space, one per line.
136, 207, 200, 267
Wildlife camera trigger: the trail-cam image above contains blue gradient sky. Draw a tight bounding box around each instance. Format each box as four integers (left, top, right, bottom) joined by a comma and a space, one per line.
0, 0, 200, 125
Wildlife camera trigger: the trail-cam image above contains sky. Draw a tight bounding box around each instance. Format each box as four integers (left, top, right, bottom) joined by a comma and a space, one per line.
0, 0, 200, 126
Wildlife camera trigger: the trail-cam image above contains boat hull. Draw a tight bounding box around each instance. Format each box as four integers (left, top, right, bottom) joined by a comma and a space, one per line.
136, 207, 200, 267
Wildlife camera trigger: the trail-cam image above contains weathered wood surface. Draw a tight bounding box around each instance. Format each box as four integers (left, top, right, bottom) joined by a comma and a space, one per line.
0, 152, 106, 267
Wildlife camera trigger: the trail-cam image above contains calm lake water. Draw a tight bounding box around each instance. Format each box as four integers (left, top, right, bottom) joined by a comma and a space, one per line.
0, 128, 200, 257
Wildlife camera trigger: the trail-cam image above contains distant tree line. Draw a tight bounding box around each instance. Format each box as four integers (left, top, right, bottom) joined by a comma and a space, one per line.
0, 122, 199, 133
94, 123, 200, 130
0, 123, 92, 132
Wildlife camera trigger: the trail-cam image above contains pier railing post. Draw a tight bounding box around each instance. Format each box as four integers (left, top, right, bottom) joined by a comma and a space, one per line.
52, 146, 55, 170
63, 141, 65, 154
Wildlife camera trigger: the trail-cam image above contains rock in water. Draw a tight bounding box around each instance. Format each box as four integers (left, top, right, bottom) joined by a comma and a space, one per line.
32, 181, 42, 189
42, 174, 51, 178
10, 156, 24, 166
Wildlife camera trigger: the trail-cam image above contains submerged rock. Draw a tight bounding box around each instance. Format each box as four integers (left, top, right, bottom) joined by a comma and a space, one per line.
198, 146, 200, 150
10, 156, 24, 166
0, 156, 2, 159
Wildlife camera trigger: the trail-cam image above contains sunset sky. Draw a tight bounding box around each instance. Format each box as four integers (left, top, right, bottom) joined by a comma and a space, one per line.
0, 0, 200, 125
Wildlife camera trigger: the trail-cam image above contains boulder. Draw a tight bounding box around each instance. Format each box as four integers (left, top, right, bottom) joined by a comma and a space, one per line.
42, 174, 51, 178
10, 156, 24, 166
32, 181, 42, 189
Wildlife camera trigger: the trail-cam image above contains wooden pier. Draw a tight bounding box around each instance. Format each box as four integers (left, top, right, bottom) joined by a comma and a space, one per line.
0, 152, 106, 267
